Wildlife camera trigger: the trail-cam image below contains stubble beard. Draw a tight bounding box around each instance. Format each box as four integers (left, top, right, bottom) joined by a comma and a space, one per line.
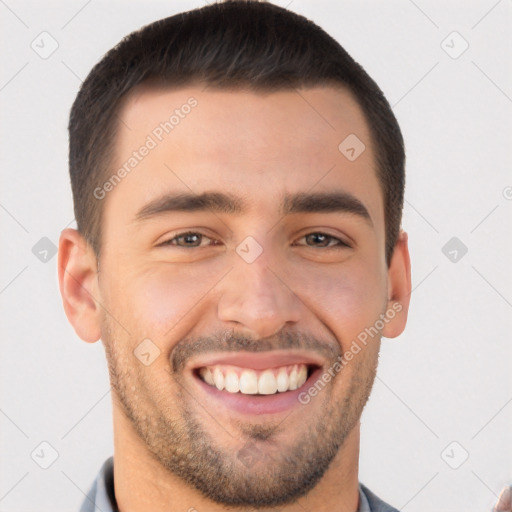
101, 315, 379, 508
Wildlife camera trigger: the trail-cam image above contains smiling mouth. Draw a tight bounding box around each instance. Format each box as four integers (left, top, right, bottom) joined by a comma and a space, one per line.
194, 363, 319, 395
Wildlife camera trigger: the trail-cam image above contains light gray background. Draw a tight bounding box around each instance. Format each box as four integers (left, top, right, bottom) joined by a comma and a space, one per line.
1, 1, 511, 511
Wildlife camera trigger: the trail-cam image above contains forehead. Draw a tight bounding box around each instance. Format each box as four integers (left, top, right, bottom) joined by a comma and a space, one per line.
118, 82, 372, 162
104, 83, 383, 231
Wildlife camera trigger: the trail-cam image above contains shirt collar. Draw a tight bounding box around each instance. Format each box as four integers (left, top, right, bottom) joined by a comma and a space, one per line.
79, 456, 118, 512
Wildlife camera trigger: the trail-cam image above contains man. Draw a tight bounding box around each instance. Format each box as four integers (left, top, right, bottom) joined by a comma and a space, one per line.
58, 1, 411, 511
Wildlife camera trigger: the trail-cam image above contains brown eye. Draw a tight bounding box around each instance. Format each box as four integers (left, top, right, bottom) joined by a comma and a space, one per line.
159, 231, 219, 248
300, 232, 350, 249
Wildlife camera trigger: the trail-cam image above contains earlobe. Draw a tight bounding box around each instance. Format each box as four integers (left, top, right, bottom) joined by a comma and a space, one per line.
381, 230, 412, 339
58, 228, 102, 343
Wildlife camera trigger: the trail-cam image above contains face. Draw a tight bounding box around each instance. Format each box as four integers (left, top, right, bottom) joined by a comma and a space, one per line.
90, 84, 400, 506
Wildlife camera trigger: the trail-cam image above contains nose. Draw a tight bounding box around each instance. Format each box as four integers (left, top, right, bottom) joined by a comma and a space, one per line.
217, 254, 302, 339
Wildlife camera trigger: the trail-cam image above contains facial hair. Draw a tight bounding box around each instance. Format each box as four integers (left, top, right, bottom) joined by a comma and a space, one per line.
102, 316, 379, 508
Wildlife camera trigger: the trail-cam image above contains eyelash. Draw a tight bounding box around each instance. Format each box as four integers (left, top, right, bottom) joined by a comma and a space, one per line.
158, 231, 351, 250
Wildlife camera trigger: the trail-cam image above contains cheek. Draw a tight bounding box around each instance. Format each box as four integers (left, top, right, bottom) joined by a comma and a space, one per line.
125, 265, 221, 335
296, 263, 386, 346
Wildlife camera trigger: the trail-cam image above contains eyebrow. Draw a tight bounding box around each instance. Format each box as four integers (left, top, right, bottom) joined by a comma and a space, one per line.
134, 190, 373, 226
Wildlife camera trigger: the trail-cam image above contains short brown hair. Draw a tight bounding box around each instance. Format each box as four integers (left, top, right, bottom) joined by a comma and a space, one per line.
68, 0, 405, 266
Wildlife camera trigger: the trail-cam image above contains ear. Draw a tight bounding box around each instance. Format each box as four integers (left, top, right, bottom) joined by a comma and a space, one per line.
58, 228, 102, 343
381, 230, 412, 339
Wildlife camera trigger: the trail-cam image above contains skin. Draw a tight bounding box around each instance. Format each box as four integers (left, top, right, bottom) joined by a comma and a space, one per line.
58, 84, 411, 512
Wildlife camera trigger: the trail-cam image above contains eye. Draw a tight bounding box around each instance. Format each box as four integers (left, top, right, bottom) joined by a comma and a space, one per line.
295, 232, 351, 249
158, 231, 220, 248
158, 231, 351, 250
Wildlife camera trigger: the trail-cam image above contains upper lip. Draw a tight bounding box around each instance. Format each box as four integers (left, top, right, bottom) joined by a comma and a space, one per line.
188, 350, 324, 371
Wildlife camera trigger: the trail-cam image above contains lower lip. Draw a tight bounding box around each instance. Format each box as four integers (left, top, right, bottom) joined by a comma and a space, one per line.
192, 366, 323, 416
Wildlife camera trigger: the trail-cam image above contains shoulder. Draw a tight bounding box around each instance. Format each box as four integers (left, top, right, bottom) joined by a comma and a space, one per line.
360, 483, 400, 512
79, 456, 117, 512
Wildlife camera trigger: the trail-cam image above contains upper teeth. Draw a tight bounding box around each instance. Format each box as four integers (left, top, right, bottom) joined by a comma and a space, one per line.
199, 364, 309, 395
